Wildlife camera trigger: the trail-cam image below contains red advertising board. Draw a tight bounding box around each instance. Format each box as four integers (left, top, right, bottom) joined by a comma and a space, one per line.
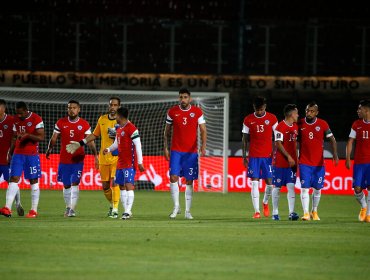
0, 155, 356, 195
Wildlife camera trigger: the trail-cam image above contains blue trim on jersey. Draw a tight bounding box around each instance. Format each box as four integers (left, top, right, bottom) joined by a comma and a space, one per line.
273, 166, 296, 187
115, 167, 136, 185
299, 164, 325, 189
353, 163, 370, 188
0, 164, 10, 181
169, 151, 199, 180
10, 154, 41, 180
57, 162, 84, 186
247, 157, 273, 179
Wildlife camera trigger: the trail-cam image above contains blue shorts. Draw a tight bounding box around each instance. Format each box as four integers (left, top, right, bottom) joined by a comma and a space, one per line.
353, 163, 370, 188
58, 163, 84, 186
10, 154, 41, 180
170, 151, 198, 180
115, 167, 136, 186
0, 164, 10, 181
273, 166, 296, 187
299, 164, 325, 189
247, 157, 273, 179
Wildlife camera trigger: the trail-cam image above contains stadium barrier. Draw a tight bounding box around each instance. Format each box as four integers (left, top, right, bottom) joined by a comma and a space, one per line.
0, 155, 355, 195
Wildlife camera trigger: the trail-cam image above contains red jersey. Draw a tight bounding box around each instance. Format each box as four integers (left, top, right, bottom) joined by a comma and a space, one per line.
298, 117, 332, 166
0, 114, 14, 165
166, 105, 205, 153
274, 120, 298, 168
13, 112, 44, 155
349, 119, 370, 164
54, 117, 91, 164
242, 112, 278, 158
116, 121, 140, 169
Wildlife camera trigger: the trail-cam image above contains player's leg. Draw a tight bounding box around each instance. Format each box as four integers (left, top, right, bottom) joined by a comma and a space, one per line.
99, 164, 113, 216
271, 166, 282, 220
169, 151, 182, 218
353, 164, 367, 221
310, 166, 325, 221
261, 158, 273, 217
248, 158, 261, 218
287, 168, 299, 220
115, 169, 127, 215
121, 168, 136, 220
364, 164, 370, 222
0, 165, 23, 216
68, 163, 83, 217
299, 164, 311, 220
58, 163, 72, 216
23, 155, 41, 218
110, 164, 120, 218
182, 152, 198, 219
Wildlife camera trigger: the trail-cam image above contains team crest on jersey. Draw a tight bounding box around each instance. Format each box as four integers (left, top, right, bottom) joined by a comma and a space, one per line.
315, 126, 320, 131
77, 125, 83, 130
27, 122, 32, 127
3, 125, 8, 129
265, 120, 270, 125
121, 131, 125, 136
190, 113, 195, 118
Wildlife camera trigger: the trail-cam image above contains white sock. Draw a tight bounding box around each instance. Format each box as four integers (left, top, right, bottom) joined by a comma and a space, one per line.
120, 190, 127, 212
367, 195, 370, 216
354, 191, 367, 208
170, 182, 180, 209
185, 184, 193, 212
272, 187, 280, 215
70, 185, 79, 210
287, 183, 296, 214
251, 180, 260, 213
14, 189, 21, 207
5, 182, 19, 210
312, 189, 321, 212
263, 184, 273, 204
63, 187, 72, 208
126, 190, 134, 214
300, 188, 309, 214
30, 183, 40, 212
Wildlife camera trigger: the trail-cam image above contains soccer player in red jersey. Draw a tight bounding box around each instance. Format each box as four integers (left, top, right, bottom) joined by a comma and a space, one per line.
298, 102, 339, 221
0, 102, 44, 218
0, 99, 24, 216
103, 107, 145, 220
345, 99, 370, 222
46, 100, 98, 217
242, 97, 278, 219
271, 104, 299, 221
164, 88, 207, 220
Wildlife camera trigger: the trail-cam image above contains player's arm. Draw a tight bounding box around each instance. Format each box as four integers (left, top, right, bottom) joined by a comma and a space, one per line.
199, 123, 207, 156
103, 136, 118, 154
66, 131, 97, 154
132, 130, 145, 172
46, 131, 60, 159
7, 132, 17, 163
242, 133, 250, 168
326, 130, 339, 166
345, 128, 356, 169
275, 131, 295, 167
163, 123, 172, 161
19, 127, 45, 143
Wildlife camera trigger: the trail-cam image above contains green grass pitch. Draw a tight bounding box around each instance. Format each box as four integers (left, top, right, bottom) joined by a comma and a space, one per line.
0, 189, 369, 280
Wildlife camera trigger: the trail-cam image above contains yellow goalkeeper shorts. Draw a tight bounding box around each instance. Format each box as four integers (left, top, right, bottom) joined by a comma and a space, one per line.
99, 164, 117, 182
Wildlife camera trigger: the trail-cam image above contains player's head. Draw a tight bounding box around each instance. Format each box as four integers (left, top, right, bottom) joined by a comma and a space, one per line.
0, 99, 6, 115
305, 101, 319, 121
109, 96, 121, 115
116, 107, 129, 125
67, 100, 81, 119
359, 99, 370, 119
253, 96, 267, 117
179, 88, 191, 109
15, 101, 29, 120
284, 104, 299, 122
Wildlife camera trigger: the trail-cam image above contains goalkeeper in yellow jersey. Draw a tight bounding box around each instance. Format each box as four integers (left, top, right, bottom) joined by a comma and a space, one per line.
68, 97, 121, 218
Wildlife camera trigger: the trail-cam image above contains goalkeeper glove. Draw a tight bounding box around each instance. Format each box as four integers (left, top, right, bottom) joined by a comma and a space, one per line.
66, 140, 86, 154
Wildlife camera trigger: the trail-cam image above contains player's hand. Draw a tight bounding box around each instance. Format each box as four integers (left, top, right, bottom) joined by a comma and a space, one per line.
94, 156, 99, 170
164, 148, 170, 161
287, 155, 296, 167
103, 148, 109, 155
138, 164, 145, 172
46, 148, 52, 160
7, 152, 12, 164
66, 141, 81, 154
18, 133, 29, 142
243, 157, 248, 168
199, 146, 206, 157
333, 154, 339, 167
345, 158, 351, 170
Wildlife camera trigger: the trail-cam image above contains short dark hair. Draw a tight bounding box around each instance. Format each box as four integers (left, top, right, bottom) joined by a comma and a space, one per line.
68, 100, 80, 106
253, 96, 266, 108
360, 99, 370, 109
110, 96, 121, 105
117, 107, 129, 119
179, 88, 190, 95
15, 101, 28, 110
307, 101, 318, 109
0, 99, 6, 106
284, 104, 298, 117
